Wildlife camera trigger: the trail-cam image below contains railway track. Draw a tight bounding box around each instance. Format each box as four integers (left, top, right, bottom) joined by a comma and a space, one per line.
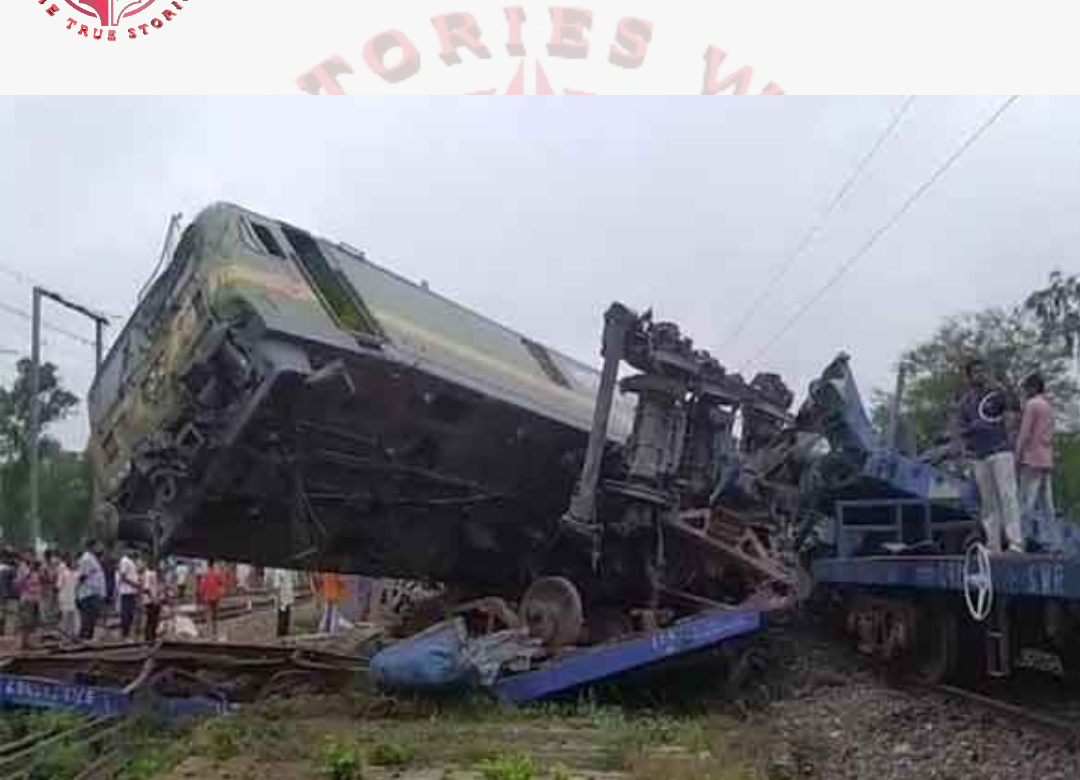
928, 670, 1080, 750
0, 714, 134, 780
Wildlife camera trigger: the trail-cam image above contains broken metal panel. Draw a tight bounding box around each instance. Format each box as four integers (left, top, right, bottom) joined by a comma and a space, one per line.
326, 240, 636, 439
557, 304, 801, 616
493, 609, 762, 704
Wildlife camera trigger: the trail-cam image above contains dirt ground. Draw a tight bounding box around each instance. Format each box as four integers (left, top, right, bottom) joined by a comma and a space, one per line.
121, 623, 1080, 780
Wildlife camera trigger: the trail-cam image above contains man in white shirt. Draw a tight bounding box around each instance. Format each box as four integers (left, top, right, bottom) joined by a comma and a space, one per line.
236, 563, 253, 612
56, 554, 79, 643
174, 560, 190, 603
142, 563, 163, 643
116, 549, 141, 639
270, 568, 295, 639
76, 540, 107, 641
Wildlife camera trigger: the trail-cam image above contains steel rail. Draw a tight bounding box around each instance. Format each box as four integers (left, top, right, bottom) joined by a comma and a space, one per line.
933, 683, 1080, 747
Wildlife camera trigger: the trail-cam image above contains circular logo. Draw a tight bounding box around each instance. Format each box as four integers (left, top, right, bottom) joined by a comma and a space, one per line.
45, 0, 186, 40
65, 0, 157, 27
977, 390, 1006, 424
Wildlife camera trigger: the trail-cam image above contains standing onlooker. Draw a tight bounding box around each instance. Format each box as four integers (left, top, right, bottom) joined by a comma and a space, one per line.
198, 560, 225, 640
355, 576, 374, 622
76, 540, 107, 641
319, 572, 344, 634
1017, 372, 1056, 520
236, 562, 253, 612
174, 559, 190, 604
41, 550, 60, 627
270, 568, 295, 639
142, 561, 163, 643
116, 548, 141, 640
14, 553, 44, 651
56, 553, 79, 643
0, 549, 16, 636
101, 547, 117, 636
958, 358, 1024, 553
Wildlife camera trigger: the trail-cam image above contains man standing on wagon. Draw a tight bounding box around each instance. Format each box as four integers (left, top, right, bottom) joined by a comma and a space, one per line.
957, 357, 1025, 554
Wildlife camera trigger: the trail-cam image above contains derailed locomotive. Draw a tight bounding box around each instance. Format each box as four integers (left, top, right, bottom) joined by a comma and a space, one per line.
89, 203, 799, 645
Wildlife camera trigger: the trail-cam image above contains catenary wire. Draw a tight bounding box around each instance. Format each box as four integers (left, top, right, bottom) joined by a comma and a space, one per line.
0, 299, 97, 348
721, 96, 917, 349
743, 95, 1020, 371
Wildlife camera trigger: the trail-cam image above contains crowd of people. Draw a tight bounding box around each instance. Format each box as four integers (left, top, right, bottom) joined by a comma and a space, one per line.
0, 539, 175, 650
0, 540, 322, 650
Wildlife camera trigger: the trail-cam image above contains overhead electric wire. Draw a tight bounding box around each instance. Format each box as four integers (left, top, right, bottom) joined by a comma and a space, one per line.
0, 263, 121, 321
0, 259, 51, 292
721, 96, 917, 350
0, 299, 97, 348
743, 95, 1020, 370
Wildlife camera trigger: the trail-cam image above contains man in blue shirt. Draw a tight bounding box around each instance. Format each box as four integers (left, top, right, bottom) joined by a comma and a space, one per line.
75, 539, 107, 641
958, 358, 1024, 553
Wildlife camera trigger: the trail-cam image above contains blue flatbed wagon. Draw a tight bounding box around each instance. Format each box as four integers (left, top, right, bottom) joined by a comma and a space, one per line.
372, 607, 768, 704
494, 608, 762, 704
814, 553, 1080, 602
0, 673, 231, 719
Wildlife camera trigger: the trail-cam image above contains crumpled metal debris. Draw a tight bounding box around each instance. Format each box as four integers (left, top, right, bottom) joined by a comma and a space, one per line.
370, 617, 541, 694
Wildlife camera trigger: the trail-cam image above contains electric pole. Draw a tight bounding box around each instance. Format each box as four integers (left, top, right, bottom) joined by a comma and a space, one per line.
28, 287, 109, 554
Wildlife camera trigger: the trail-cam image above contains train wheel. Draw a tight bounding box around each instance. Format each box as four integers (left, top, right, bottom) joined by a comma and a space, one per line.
909, 604, 958, 685
1057, 638, 1080, 679
521, 577, 584, 648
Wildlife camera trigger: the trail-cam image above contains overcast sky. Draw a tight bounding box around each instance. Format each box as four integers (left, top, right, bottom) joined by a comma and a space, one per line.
0, 96, 1077, 449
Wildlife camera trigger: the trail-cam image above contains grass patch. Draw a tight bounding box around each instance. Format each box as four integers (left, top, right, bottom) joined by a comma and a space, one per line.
367, 739, 416, 768
104, 681, 770, 779
189, 712, 312, 763
476, 754, 538, 780
321, 737, 362, 780
28, 740, 92, 780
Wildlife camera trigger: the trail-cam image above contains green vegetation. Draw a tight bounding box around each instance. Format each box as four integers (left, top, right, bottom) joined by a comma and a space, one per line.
477, 754, 538, 780
0, 357, 88, 549
103, 689, 769, 780
871, 271, 1080, 523
189, 713, 300, 762
27, 740, 91, 780
322, 737, 363, 780
0, 710, 94, 780
367, 739, 416, 768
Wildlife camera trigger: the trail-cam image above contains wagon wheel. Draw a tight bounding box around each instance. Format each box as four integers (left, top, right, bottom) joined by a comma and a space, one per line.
909, 604, 958, 685
520, 577, 584, 649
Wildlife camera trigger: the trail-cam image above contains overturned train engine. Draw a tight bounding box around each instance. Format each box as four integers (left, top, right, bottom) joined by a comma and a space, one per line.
91, 203, 799, 647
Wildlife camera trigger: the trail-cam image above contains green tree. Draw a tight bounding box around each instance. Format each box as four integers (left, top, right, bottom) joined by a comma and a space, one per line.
0, 358, 83, 546
879, 306, 1078, 451
1025, 270, 1080, 521
877, 273, 1080, 522
1026, 270, 1080, 357
38, 453, 91, 551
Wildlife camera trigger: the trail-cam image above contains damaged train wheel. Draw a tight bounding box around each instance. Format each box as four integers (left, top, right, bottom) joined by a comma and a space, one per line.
521, 577, 584, 648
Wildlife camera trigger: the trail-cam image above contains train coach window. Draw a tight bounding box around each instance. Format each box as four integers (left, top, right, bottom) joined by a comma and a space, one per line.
280, 224, 380, 337
251, 223, 284, 258
522, 337, 570, 389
